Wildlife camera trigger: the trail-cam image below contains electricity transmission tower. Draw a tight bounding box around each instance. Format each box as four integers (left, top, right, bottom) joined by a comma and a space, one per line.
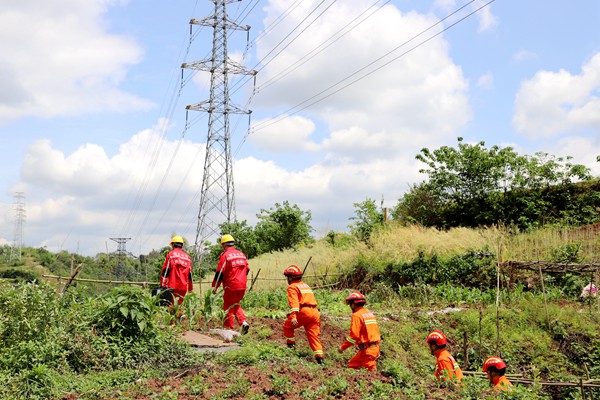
183, 0, 256, 263
110, 237, 132, 280
10, 192, 25, 262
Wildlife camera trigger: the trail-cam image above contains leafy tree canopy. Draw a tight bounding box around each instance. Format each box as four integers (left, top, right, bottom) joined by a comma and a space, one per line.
394, 137, 595, 229
255, 201, 313, 252
349, 198, 385, 242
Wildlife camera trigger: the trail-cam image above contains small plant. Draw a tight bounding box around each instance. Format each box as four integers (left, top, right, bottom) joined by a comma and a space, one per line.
90, 286, 157, 339
183, 376, 208, 396
267, 373, 290, 396
218, 374, 251, 398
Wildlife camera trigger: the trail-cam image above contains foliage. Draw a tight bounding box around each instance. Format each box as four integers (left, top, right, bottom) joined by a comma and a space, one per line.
370, 249, 497, 289
212, 220, 262, 260
349, 197, 386, 242
0, 268, 39, 282
255, 201, 314, 252
90, 286, 159, 339
393, 137, 596, 230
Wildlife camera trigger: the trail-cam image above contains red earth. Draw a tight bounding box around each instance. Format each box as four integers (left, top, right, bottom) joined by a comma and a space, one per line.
60, 316, 401, 399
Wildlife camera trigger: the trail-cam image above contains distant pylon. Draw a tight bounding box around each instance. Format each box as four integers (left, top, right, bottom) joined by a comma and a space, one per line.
183, 0, 256, 264
110, 237, 132, 279
10, 192, 25, 262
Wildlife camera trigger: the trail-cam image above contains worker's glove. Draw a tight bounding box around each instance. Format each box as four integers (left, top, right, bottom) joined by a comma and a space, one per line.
291, 318, 298, 327
337, 347, 344, 354
212, 288, 217, 295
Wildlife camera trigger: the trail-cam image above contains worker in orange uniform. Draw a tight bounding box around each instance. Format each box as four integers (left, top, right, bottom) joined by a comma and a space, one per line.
159, 235, 193, 305
282, 265, 325, 365
426, 330, 463, 382
337, 291, 381, 371
211, 234, 250, 334
483, 356, 513, 392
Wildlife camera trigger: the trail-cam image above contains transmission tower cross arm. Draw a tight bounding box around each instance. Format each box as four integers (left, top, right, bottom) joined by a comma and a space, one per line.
190, 16, 251, 32
182, 59, 257, 76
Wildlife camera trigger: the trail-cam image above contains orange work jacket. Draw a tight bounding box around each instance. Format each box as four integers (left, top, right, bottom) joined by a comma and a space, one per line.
492, 375, 513, 391
286, 281, 318, 317
434, 349, 463, 382
340, 306, 381, 351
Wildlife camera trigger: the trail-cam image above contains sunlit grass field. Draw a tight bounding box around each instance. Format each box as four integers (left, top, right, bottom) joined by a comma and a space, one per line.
193, 222, 600, 293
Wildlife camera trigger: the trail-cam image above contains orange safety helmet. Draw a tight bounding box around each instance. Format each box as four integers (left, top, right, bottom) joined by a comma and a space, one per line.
483, 356, 507, 372
345, 291, 367, 305
426, 330, 447, 346
283, 265, 303, 278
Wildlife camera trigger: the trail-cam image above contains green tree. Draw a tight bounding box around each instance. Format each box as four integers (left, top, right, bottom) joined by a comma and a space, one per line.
349, 198, 385, 242
255, 201, 313, 252
205, 220, 261, 264
395, 137, 593, 229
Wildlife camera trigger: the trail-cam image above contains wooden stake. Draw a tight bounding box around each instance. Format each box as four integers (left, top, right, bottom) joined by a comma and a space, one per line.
538, 262, 551, 331
248, 268, 261, 292
62, 264, 83, 294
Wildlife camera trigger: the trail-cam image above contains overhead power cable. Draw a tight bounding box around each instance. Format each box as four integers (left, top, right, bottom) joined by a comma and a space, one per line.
257, 0, 391, 92
250, 0, 494, 135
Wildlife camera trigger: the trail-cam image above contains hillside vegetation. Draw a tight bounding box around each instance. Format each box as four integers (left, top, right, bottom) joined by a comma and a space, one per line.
1, 223, 599, 399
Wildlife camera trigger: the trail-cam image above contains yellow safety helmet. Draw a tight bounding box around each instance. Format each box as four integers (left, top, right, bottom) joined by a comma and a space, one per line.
220, 234, 235, 244
170, 235, 184, 245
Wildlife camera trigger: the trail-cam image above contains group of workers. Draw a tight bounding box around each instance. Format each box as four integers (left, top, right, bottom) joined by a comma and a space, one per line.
158, 234, 512, 392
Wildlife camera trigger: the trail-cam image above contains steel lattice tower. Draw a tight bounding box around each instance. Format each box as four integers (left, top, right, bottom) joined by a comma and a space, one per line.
183, 0, 256, 262
110, 237, 132, 279
10, 192, 25, 262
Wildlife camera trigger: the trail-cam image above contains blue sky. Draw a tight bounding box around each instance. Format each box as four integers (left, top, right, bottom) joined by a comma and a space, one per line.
1, 0, 599, 256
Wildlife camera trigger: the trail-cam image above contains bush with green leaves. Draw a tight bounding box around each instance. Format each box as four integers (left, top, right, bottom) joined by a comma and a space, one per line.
89, 285, 159, 339
376, 249, 496, 289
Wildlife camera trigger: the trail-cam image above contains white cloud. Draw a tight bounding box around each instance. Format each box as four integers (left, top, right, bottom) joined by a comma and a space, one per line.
5, 1, 479, 255
475, 1, 497, 32
513, 52, 600, 138
545, 136, 600, 178
15, 122, 210, 254
513, 49, 537, 63
254, 0, 470, 154
250, 115, 319, 152
477, 71, 494, 89
0, 0, 152, 124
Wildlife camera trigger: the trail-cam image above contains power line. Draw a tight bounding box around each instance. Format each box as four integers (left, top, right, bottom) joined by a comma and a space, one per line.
250, 0, 493, 134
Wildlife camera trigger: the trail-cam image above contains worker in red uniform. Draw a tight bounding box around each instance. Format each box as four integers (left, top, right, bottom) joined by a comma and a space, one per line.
159, 235, 193, 305
426, 330, 463, 382
337, 291, 381, 371
283, 265, 325, 365
483, 356, 513, 392
211, 234, 250, 334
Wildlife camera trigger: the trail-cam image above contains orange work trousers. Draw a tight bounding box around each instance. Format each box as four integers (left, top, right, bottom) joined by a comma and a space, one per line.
348, 344, 379, 371
283, 307, 323, 358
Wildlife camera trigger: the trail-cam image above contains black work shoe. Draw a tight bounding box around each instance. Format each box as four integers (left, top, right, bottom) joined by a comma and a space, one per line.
241, 321, 250, 335
287, 343, 295, 349
316, 357, 325, 365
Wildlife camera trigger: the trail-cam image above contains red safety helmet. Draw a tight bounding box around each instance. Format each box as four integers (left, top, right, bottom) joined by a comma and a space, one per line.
345, 291, 367, 305
426, 330, 447, 346
483, 356, 507, 372
283, 265, 303, 278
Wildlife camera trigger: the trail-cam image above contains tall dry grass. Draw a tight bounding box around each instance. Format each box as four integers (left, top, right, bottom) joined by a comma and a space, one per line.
503, 224, 600, 261
193, 223, 600, 292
